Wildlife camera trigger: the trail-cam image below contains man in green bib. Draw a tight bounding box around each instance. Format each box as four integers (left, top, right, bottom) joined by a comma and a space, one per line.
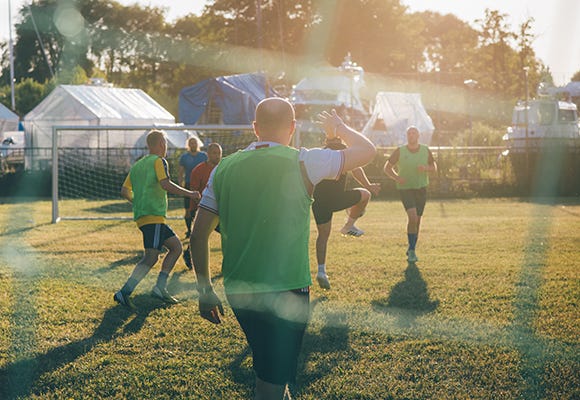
190, 98, 376, 399
383, 126, 437, 263
114, 130, 200, 310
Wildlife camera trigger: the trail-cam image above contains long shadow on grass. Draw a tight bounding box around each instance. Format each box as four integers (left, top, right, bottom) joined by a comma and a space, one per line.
0, 222, 51, 237
0, 297, 168, 400
294, 297, 356, 397
372, 262, 439, 322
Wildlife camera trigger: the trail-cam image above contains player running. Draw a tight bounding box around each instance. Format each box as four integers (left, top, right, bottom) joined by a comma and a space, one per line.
383, 126, 437, 263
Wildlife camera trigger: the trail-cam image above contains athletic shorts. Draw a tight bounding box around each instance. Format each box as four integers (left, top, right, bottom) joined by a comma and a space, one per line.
139, 223, 176, 251
312, 190, 362, 225
227, 288, 310, 385
399, 187, 427, 216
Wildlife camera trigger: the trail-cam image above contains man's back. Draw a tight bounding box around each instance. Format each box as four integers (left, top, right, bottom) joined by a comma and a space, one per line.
213, 145, 312, 294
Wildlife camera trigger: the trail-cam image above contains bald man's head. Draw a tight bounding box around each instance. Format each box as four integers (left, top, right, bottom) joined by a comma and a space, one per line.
254, 97, 295, 143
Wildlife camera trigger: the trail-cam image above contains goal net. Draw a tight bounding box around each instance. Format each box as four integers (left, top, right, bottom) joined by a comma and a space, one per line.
52, 125, 256, 223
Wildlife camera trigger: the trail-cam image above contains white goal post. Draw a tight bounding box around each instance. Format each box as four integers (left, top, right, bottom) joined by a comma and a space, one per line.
51, 125, 254, 223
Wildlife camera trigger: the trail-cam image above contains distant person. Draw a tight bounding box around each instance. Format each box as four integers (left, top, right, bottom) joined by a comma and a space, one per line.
182, 142, 223, 270
179, 136, 207, 238
312, 137, 380, 289
190, 98, 376, 400
383, 126, 437, 263
114, 130, 200, 309
188, 142, 223, 215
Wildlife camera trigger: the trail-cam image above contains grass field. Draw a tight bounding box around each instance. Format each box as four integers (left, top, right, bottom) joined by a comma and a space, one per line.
0, 197, 578, 399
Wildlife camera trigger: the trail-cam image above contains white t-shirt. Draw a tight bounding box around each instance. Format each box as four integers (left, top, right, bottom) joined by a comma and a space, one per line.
199, 141, 344, 214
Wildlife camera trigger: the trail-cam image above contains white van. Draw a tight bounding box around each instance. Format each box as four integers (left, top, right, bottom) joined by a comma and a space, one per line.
503, 98, 579, 149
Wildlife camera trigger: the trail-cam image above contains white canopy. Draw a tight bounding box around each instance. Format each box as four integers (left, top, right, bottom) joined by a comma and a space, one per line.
0, 102, 19, 134
23, 84, 175, 149
363, 92, 434, 146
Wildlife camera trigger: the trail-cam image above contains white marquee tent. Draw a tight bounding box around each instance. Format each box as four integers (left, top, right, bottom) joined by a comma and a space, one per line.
23, 84, 175, 150
0, 102, 19, 134
362, 92, 434, 146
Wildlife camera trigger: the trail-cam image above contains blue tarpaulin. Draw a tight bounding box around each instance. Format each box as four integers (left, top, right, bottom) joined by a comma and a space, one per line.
178, 73, 278, 125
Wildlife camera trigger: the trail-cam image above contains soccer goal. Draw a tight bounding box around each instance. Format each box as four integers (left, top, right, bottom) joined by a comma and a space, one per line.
51, 125, 255, 223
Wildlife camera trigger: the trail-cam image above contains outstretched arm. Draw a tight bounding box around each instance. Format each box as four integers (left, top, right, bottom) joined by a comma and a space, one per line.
317, 110, 376, 172
160, 178, 201, 201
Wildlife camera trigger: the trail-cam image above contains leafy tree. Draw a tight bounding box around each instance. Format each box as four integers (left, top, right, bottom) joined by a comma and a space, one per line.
14, 78, 47, 115
417, 11, 478, 80
13, 0, 92, 84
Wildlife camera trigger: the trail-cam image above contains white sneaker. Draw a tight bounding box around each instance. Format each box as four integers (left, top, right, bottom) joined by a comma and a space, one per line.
152, 285, 179, 304
340, 226, 364, 237
316, 273, 331, 289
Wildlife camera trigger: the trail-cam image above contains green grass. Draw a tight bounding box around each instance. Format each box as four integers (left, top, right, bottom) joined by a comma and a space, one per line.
0, 198, 578, 399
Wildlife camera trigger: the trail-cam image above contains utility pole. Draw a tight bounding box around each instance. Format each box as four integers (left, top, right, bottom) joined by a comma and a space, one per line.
463, 79, 478, 147
8, 0, 16, 111
523, 66, 530, 189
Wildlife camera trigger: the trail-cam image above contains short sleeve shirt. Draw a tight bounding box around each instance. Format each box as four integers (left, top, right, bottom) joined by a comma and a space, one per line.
199, 142, 344, 214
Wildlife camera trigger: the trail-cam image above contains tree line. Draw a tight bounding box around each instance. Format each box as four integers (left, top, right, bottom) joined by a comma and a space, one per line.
0, 0, 569, 135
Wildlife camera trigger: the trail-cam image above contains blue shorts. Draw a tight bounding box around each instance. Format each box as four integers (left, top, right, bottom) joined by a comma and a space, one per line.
139, 224, 176, 250
399, 187, 427, 216
227, 288, 310, 385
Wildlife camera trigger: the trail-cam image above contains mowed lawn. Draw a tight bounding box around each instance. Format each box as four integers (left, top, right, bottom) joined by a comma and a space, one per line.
0, 197, 578, 399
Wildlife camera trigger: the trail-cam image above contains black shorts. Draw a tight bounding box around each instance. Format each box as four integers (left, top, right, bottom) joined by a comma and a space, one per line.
399, 187, 427, 216
227, 288, 310, 385
312, 190, 362, 225
139, 223, 176, 250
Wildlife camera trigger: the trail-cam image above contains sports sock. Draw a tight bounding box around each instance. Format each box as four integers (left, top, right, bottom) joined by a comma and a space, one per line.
318, 264, 326, 275
156, 271, 169, 289
121, 277, 139, 295
407, 233, 418, 251
185, 216, 192, 235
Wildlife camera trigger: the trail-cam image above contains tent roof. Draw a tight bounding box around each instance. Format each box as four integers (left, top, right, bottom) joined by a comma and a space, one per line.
561, 81, 580, 97
24, 85, 175, 122
0, 102, 19, 121
178, 72, 277, 125
363, 92, 434, 146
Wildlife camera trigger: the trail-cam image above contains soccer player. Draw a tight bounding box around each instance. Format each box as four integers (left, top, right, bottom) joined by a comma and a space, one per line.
179, 136, 207, 238
383, 126, 437, 263
313, 137, 380, 289
189, 98, 376, 400
114, 129, 200, 309
182, 142, 223, 270
188, 142, 223, 217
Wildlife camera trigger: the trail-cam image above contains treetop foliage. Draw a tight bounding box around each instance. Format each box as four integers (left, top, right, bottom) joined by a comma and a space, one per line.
0, 0, 573, 123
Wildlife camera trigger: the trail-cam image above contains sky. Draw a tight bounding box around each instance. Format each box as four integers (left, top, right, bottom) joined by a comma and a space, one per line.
1, 0, 578, 85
